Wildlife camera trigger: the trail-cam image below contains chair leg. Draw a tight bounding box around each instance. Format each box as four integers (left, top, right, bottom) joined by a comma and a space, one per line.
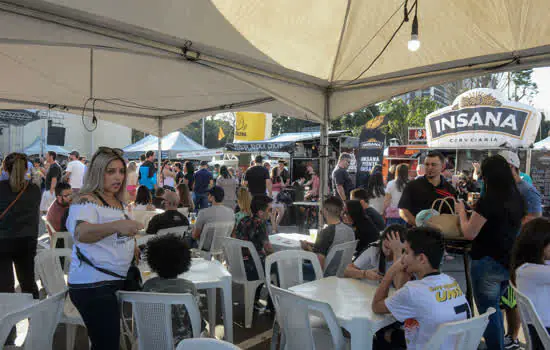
243, 283, 257, 328
66, 323, 77, 350
271, 319, 282, 350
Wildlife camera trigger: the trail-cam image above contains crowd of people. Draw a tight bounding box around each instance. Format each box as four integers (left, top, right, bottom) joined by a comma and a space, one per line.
0, 145, 548, 350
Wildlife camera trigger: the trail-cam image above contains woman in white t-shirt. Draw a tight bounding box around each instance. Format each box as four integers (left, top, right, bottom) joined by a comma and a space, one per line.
66, 147, 143, 350
344, 224, 410, 288
512, 218, 550, 349
384, 163, 409, 226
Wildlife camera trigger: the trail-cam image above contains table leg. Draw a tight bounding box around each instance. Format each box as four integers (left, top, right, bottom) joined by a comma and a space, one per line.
463, 252, 474, 312
346, 322, 374, 350
207, 289, 216, 337
221, 277, 234, 343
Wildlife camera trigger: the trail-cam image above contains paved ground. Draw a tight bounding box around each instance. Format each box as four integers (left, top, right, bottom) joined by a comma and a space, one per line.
14, 223, 526, 349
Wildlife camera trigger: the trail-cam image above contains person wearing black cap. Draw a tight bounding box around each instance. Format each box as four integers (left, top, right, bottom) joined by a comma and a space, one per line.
193, 160, 213, 211
192, 186, 234, 242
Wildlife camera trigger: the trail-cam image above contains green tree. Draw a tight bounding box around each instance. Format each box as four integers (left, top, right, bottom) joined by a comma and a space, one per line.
331, 105, 380, 136
380, 96, 439, 144
271, 115, 317, 135
182, 117, 234, 148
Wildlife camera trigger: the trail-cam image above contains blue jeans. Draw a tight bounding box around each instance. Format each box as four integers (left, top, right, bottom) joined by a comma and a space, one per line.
193, 193, 209, 211
471, 256, 509, 350
385, 217, 406, 227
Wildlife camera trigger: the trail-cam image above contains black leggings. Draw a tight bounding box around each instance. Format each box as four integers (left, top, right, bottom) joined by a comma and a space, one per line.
69, 281, 124, 350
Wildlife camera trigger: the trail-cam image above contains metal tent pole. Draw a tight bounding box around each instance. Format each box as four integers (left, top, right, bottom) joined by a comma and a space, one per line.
8, 125, 11, 153
318, 91, 331, 227
158, 117, 163, 179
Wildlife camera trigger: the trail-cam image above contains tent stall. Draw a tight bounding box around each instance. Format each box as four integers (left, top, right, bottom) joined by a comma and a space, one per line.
0, 1, 549, 229
122, 131, 207, 159
24, 136, 70, 156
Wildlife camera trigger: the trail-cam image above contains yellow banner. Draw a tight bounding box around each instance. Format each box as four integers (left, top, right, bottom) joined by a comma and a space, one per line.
234, 112, 266, 141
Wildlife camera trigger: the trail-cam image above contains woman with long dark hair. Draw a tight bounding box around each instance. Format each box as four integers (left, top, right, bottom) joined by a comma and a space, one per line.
216, 165, 238, 210
343, 200, 380, 254
386, 164, 396, 183
511, 218, 550, 350
133, 185, 154, 211
66, 147, 143, 350
176, 183, 194, 211
183, 161, 195, 191
367, 170, 385, 215
384, 163, 409, 226
456, 155, 525, 350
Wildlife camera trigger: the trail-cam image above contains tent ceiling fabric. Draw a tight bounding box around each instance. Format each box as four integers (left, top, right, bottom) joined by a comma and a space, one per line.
0, 0, 549, 134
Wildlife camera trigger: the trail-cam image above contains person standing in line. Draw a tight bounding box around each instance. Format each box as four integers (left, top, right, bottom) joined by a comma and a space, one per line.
66, 150, 86, 194
216, 165, 238, 210
41, 151, 63, 212
66, 147, 143, 350
398, 151, 456, 226
332, 153, 353, 201
138, 151, 157, 195
384, 164, 409, 226
193, 161, 213, 211
0, 153, 42, 345
456, 155, 525, 350
244, 155, 272, 197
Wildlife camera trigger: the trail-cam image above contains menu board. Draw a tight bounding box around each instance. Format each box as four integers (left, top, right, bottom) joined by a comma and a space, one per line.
530, 151, 550, 217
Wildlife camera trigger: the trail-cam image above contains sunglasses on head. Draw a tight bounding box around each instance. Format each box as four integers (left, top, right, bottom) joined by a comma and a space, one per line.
91, 147, 124, 163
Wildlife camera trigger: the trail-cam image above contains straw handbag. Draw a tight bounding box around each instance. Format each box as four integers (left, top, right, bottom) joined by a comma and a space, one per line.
426, 196, 463, 238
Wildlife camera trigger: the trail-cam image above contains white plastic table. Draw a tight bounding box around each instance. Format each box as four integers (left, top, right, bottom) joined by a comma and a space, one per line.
131, 209, 164, 228
140, 258, 233, 343
269, 233, 314, 251
289, 277, 395, 350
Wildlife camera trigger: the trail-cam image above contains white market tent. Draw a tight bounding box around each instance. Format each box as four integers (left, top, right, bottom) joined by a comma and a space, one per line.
1, 0, 550, 204
533, 136, 550, 150
24, 136, 70, 156
122, 131, 206, 159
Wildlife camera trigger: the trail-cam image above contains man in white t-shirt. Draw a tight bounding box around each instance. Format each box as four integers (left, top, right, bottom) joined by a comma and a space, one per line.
372, 227, 470, 350
65, 150, 86, 193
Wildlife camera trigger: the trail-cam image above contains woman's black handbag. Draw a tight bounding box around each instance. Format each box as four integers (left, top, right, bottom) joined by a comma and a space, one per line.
75, 245, 143, 291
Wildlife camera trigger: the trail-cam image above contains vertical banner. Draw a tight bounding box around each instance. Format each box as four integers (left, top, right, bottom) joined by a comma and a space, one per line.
357, 116, 387, 184
234, 112, 272, 142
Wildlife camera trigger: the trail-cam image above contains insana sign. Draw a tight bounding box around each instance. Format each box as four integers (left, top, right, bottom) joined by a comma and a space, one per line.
426, 89, 541, 149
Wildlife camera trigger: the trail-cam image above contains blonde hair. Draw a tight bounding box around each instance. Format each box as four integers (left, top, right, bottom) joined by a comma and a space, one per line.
80, 149, 127, 203
4, 153, 28, 192
237, 187, 252, 215
127, 161, 137, 173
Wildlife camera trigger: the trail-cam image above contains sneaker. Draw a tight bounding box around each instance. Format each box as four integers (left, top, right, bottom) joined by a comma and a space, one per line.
504, 335, 520, 350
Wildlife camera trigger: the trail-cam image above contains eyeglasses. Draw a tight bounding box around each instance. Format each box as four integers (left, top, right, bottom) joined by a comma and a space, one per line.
91, 147, 124, 163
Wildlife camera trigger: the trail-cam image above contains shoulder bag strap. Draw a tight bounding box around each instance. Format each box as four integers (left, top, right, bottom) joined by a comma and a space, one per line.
75, 245, 126, 279
0, 181, 29, 220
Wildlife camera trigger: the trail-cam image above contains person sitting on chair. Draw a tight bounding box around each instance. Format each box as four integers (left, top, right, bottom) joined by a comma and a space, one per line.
46, 181, 72, 235
192, 186, 234, 242
146, 191, 189, 235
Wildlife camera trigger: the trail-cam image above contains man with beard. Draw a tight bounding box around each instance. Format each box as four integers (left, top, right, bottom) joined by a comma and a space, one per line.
139, 150, 158, 195
46, 182, 72, 235
398, 151, 456, 226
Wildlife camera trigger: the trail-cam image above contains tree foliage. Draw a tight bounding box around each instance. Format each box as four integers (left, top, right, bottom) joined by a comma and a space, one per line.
330, 105, 380, 136
182, 118, 234, 148
379, 97, 439, 144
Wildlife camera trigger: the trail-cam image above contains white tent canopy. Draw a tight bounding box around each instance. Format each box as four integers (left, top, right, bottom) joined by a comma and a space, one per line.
533, 136, 550, 150
24, 137, 70, 156
123, 131, 206, 158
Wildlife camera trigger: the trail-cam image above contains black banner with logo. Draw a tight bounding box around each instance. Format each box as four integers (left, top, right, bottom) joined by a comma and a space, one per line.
356, 116, 387, 186
225, 141, 295, 153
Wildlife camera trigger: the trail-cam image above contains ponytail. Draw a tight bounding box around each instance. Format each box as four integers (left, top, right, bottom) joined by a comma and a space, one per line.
5, 153, 28, 192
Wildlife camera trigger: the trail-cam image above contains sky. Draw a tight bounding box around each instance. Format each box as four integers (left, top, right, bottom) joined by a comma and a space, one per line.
532, 67, 550, 119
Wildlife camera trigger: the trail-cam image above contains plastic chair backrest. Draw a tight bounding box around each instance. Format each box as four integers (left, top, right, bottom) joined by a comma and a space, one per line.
424, 307, 495, 350
269, 285, 346, 350
176, 338, 241, 350
42, 215, 57, 235
198, 221, 234, 253
157, 225, 189, 237
323, 240, 357, 277
35, 248, 72, 295
118, 291, 201, 350
51, 231, 74, 250
177, 208, 189, 217
0, 291, 66, 350
222, 237, 265, 284
265, 250, 323, 290
511, 285, 550, 350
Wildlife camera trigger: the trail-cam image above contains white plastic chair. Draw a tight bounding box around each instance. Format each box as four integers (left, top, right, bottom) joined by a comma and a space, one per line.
41, 215, 56, 235
157, 225, 189, 237
198, 222, 234, 260
324, 240, 357, 277
424, 307, 495, 350
34, 249, 84, 350
265, 250, 324, 350
512, 285, 550, 350
177, 207, 189, 217
222, 237, 265, 328
51, 231, 74, 251
0, 291, 66, 350
176, 338, 241, 350
118, 291, 202, 350
269, 285, 347, 350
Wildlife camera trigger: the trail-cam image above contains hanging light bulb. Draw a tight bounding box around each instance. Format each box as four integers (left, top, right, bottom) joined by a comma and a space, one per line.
408, 2, 420, 52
